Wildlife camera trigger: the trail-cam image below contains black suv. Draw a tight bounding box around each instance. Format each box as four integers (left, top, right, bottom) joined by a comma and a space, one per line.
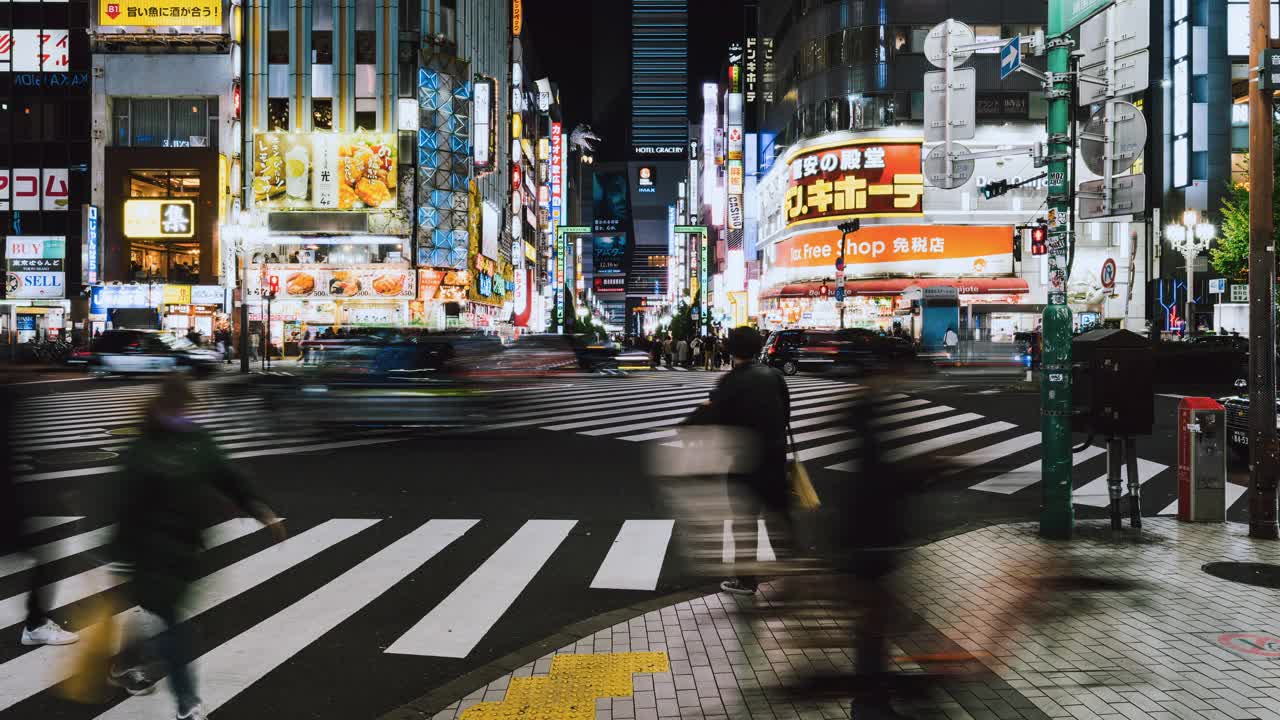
762, 328, 915, 376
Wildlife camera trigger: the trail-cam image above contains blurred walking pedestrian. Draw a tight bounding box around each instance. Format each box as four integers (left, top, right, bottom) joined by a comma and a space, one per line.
108, 375, 284, 720
685, 326, 790, 595
0, 384, 80, 647
662, 336, 673, 368
691, 336, 703, 369
675, 337, 690, 368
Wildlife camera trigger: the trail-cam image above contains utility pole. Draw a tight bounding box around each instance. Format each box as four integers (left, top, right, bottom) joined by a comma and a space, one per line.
1248, 0, 1279, 539
1040, 25, 1075, 540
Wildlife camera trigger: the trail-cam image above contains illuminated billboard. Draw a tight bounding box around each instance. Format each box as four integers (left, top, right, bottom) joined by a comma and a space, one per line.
253, 132, 397, 210
123, 200, 195, 239
784, 139, 924, 228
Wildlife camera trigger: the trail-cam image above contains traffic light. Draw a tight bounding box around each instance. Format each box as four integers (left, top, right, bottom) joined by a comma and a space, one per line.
266, 275, 280, 299
819, 282, 829, 298
1013, 228, 1022, 261
1030, 224, 1048, 256
980, 179, 1011, 199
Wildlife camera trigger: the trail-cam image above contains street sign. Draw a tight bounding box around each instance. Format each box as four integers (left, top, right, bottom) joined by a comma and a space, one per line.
1000, 35, 1022, 80
1078, 0, 1149, 69
1080, 101, 1147, 176
1079, 173, 1147, 219
1209, 278, 1227, 294
1100, 258, 1117, 289
1050, 0, 1112, 36
923, 142, 975, 189
834, 286, 846, 302
1260, 50, 1280, 91
1076, 0, 1151, 106
924, 67, 976, 142
923, 20, 975, 69
1078, 50, 1149, 105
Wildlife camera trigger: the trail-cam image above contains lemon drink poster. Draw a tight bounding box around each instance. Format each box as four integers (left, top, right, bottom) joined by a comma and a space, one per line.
252, 132, 397, 210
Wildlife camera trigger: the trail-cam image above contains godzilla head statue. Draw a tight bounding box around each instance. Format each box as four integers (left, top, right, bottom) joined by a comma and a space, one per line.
569, 124, 601, 154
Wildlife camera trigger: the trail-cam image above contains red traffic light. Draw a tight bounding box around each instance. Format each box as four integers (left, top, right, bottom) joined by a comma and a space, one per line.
819, 283, 829, 298
1030, 224, 1048, 256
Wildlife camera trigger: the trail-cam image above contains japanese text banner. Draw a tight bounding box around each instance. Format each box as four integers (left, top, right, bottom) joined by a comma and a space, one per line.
784, 139, 923, 227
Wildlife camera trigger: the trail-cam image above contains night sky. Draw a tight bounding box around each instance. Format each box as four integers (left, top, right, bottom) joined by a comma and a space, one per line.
523, 0, 743, 151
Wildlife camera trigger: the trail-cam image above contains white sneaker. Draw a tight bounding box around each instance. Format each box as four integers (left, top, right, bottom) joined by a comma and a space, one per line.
20, 619, 80, 646
178, 704, 208, 720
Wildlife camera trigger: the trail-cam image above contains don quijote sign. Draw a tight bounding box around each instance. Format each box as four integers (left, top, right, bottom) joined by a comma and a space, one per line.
784, 139, 924, 228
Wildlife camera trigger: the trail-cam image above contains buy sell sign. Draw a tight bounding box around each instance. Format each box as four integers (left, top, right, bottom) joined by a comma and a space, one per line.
783, 139, 924, 228
100, 0, 222, 27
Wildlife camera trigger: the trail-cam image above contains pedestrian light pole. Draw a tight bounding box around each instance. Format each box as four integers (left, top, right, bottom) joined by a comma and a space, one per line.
836, 220, 859, 329
1248, 0, 1279, 539
1163, 210, 1215, 335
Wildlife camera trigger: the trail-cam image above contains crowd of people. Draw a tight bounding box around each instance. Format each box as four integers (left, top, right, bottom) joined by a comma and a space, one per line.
631, 330, 762, 370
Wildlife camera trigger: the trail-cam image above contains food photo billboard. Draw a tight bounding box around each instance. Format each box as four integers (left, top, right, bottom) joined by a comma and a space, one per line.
253, 132, 397, 210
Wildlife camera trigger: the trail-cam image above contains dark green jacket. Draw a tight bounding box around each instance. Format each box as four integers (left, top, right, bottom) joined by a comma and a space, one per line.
115, 417, 261, 609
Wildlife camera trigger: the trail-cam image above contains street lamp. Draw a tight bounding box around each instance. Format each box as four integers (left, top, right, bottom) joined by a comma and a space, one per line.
222, 211, 265, 372
1165, 209, 1216, 335
835, 220, 860, 329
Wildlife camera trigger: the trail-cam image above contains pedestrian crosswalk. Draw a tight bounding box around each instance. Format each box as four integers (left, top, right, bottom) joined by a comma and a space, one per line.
9, 382, 415, 484
0, 513, 758, 716
491, 372, 1201, 516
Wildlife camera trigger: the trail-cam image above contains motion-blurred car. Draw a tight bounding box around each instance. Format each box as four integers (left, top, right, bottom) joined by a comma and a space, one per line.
259, 333, 498, 430
762, 328, 914, 376
88, 329, 220, 376
493, 334, 621, 374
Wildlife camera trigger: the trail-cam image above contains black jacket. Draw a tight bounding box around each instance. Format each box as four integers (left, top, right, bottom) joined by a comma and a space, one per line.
687, 361, 791, 499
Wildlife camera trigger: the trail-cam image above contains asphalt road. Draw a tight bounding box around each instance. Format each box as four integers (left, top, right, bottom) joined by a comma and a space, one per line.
0, 368, 1217, 719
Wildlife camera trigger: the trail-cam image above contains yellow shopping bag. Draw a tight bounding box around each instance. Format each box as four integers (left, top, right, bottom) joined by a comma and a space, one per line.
56, 600, 116, 704
789, 459, 821, 510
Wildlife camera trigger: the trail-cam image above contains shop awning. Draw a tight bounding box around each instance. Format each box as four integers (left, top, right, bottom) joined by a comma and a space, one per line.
761, 277, 1030, 299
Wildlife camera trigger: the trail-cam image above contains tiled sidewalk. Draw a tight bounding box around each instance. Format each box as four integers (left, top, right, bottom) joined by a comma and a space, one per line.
431, 519, 1280, 720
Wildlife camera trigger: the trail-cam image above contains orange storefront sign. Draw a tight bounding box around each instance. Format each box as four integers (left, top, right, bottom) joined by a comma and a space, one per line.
783, 138, 924, 228
773, 225, 1013, 270
764, 225, 1015, 287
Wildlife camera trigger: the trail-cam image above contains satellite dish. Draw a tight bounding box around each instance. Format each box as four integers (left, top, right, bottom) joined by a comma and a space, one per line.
924, 143, 974, 190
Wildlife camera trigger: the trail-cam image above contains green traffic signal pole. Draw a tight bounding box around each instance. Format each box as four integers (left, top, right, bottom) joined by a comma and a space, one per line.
1040, 29, 1075, 539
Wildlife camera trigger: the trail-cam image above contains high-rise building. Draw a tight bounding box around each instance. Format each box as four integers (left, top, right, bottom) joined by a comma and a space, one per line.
630, 0, 688, 158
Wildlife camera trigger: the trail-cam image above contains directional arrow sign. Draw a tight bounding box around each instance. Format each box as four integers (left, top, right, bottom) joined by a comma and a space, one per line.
999, 35, 1022, 80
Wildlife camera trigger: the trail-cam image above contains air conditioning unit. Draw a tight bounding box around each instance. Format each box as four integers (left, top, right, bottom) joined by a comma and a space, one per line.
189, 136, 208, 147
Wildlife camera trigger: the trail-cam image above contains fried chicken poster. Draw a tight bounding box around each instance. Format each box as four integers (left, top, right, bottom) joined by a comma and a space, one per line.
253, 132, 397, 210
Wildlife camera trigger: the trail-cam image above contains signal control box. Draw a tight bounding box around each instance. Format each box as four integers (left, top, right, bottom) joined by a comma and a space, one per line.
1071, 328, 1154, 436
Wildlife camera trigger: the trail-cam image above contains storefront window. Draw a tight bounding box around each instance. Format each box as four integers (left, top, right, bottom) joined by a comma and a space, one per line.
127, 170, 202, 284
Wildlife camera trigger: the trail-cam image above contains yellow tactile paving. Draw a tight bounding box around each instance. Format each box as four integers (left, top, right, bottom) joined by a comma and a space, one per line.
459, 651, 669, 720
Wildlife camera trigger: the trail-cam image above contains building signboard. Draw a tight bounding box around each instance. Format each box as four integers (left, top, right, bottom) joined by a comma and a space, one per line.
783, 139, 924, 228
98, 0, 221, 26
6, 235, 66, 299
253, 132, 397, 210
123, 200, 195, 239
82, 205, 100, 284
190, 285, 224, 306
473, 76, 495, 172
246, 265, 415, 301
764, 225, 1013, 285
550, 122, 563, 226
1, 169, 70, 211
4, 30, 70, 72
